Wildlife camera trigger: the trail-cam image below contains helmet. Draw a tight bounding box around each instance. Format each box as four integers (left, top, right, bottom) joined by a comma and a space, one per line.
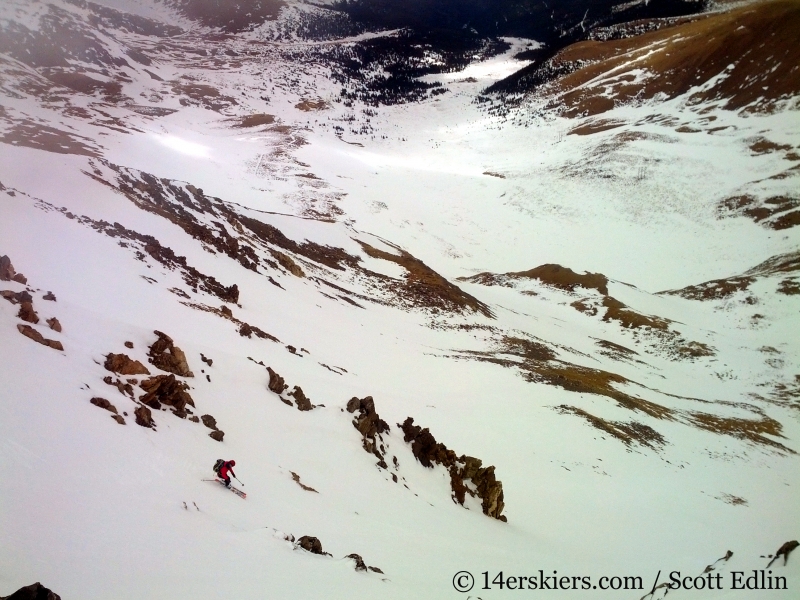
229, 460, 235, 466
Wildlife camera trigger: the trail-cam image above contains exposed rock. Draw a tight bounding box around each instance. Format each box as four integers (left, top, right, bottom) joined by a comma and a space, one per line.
368, 566, 384, 574
103, 376, 134, 398
270, 249, 306, 277
17, 302, 39, 324
90, 397, 118, 414
139, 374, 195, 412
134, 405, 154, 428
12, 273, 27, 284
209, 430, 225, 442
1, 581, 62, 600
111, 414, 126, 425
400, 417, 506, 521
267, 367, 288, 394
290, 471, 318, 493
200, 414, 218, 430
297, 536, 329, 555
220, 305, 233, 318
200, 353, 213, 366
43, 291, 56, 301
46, 317, 61, 332
124, 341, 134, 348
189, 415, 200, 423
148, 330, 193, 377
0, 255, 16, 281
767, 540, 799, 568
288, 385, 313, 411
104, 353, 150, 375
346, 553, 367, 571
16, 324, 63, 350
9, 290, 32, 304
348, 396, 390, 461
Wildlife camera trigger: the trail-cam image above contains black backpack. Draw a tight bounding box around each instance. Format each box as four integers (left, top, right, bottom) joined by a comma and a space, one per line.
213, 459, 225, 475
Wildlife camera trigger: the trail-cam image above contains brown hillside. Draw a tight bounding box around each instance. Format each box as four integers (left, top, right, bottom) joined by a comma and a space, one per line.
541, 0, 800, 116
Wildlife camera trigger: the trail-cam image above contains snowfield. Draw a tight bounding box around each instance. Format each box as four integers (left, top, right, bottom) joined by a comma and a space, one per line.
1, 1, 798, 599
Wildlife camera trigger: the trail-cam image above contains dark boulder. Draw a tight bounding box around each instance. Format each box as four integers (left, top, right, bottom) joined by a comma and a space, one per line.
134, 405, 154, 428
90, 397, 118, 414
148, 330, 193, 377
297, 536, 328, 555
17, 302, 39, 324
1, 581, 61, 600
104, 353, 150, 375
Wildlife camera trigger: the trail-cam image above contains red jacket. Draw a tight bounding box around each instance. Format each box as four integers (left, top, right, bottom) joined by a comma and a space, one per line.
219, 461, 236, 479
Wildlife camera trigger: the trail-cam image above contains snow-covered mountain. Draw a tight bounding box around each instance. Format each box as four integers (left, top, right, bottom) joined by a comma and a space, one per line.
1, 0, 798, 598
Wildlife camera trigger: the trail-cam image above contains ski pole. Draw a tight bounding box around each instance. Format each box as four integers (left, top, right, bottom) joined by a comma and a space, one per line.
235, 476, 244, 486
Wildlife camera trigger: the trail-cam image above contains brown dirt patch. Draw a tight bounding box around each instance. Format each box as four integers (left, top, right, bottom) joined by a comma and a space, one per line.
295, 98, 329, 111
46, 71, 122, 97
595, 338, 639, 359
719, 194, 800, 230
556, 405, 667, 450
569, 119, 625, 135
510, 264, 609, 295
602, 296, 670, 330
232, 113, 275, 128
778, 278, 800, 295
172, 81, 237, 111
748, 137, 793, 155
358, 241, 493, 317
662, 275, 754, 301
0, 118, 100, 156
688, 411, 794, 453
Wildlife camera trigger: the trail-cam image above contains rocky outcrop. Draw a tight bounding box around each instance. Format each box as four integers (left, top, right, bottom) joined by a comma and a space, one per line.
17, 302, 39, 324
346, 553, 367, 571
400, 417, 506, 522
0, 255, 27, 284
148, 330, 193, 377
347, 396, 390, 467
134, 405, 154, 428
42, 291, 56, 301
104, 353, 150, 375
208, 430, 225, 442
139, 374, 194, 414
1, 581, 61, 600
288, 385, 314, 411
0, 255, 15, 281
267, 367, 288, 394
200, 353, 213, 366
46, 317, 61, 332
17, 324, 63, 351
1, 290, 32, 304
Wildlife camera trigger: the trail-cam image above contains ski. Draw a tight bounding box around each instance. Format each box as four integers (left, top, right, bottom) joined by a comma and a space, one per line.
201, 478, 246, 499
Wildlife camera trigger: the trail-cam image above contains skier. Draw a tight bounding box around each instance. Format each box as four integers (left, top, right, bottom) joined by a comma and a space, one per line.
217, 459, 236, 488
